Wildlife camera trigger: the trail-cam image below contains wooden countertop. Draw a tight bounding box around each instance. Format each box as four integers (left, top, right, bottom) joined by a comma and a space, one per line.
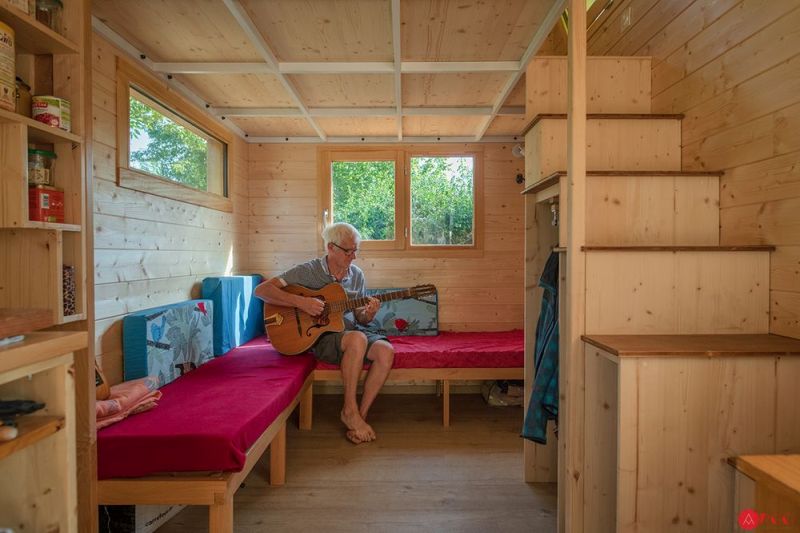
728, 455, 800, 502
582, 334, 800, 357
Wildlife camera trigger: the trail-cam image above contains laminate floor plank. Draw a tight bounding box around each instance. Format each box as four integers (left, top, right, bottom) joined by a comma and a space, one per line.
159, 394, 557, 532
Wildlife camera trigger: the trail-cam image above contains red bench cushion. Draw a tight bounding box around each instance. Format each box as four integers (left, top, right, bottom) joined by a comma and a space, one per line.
315, 330, 523, 370
97, 337, 315, 479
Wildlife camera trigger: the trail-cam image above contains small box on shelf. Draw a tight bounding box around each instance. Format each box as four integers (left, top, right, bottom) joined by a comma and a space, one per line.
28, 183, 64, 223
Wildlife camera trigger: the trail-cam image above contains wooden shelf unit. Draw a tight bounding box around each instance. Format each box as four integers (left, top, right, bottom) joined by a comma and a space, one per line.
0, 0, 88, 531
0, 0, 87, 327
0, 333, 84, 532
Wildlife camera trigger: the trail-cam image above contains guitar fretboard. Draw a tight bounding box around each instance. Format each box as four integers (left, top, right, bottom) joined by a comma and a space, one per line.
327, 288, 426, 314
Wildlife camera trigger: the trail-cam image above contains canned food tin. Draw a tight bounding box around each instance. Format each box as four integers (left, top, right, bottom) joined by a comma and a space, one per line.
0, 21, 15, 112
32, 95, 71, 131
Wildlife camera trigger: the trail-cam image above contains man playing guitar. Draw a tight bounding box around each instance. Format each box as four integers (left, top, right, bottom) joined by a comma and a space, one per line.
255, 222, 394, 444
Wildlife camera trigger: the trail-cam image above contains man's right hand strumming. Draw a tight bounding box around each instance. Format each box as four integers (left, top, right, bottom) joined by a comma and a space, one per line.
300, 296, 325, 317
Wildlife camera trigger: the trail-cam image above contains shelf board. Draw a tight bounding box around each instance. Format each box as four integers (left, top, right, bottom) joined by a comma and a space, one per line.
0, 1, 79, 54
0, 415, 64, 462
0, 108, 82, 143
23, 220, 82, 232
60, 312, 85, 324
0, 330, 86, 375
0, 308, 52, 338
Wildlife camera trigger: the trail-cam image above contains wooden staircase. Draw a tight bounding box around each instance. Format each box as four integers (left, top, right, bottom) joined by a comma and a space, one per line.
522, 56, 800, 532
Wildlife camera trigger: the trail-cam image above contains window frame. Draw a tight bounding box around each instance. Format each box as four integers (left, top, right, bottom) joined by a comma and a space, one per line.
319, 146, 483, 254
116, 57, 233, 212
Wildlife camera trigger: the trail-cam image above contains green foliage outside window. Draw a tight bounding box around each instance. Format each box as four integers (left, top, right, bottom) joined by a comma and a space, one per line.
331, 160, 396, 240
330, 156, 474, 246
129, 95, 209, 190
410, 157, 474, 246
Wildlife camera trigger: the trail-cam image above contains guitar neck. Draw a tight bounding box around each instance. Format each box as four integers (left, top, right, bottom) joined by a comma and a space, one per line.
330, 288, 421, 313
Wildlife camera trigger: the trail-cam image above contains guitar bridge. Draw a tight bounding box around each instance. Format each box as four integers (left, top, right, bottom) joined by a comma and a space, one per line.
264, 313, 284, 326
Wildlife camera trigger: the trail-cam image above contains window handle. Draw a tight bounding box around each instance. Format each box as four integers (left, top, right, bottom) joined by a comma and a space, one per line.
404, 227, 408, 237
323, 209, 329, 225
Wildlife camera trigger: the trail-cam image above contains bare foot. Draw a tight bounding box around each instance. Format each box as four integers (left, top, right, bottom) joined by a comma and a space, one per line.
345, 430, 365, 444
340, 408, 376, 442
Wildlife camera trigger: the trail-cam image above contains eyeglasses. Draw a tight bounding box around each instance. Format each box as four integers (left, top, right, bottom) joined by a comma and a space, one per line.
331, 242, 359, 257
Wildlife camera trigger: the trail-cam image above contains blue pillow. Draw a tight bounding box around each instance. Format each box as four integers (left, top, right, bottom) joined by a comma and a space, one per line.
201, 275, 264, 356
364, 287, 438, 336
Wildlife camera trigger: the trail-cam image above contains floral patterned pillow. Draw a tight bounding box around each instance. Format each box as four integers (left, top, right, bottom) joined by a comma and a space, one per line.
364, 288, 438, 336
123, 300, 214, 387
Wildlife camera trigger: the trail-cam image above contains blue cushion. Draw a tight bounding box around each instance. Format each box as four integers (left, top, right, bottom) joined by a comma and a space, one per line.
364, 287, 438, 336
122, 300, 214, 387
201, 275, 264, 356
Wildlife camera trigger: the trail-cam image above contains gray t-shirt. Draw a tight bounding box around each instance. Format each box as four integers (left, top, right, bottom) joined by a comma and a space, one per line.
278, 256, 366, 330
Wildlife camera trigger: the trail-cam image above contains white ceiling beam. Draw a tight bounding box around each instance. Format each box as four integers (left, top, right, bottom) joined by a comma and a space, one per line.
401, 61, 519, 73
151, 62, 275, 74
150, 60, 524, 76
498, 106, 526, 116
391, 0, 403, 140
91, 16, 247, 139
222, 0, 327, 141
247, 136, 523, 144
401, 107, 492, 116
215, 107, 304, 117
280, 62, 395, 74
212, 106, 524, 118
474, 0, 568, 141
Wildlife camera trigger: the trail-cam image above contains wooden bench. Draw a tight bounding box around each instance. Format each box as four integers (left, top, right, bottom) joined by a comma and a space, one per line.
310, 330, 524, 427
97, 338, 315, 533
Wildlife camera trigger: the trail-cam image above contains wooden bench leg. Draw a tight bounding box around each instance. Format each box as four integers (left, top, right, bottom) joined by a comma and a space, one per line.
299, 382, 313, 430
270, 422, 286, 486
209, 492, 234, 533
443, 379, 450, 427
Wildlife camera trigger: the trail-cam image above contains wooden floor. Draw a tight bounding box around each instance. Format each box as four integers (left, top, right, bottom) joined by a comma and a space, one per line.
159, 393, 557, 532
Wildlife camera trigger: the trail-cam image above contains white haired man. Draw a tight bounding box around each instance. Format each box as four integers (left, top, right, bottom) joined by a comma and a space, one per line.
255, 222, 395, 444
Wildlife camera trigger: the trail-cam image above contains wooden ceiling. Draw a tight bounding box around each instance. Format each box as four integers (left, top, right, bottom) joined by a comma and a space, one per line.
92, 0, 566, 142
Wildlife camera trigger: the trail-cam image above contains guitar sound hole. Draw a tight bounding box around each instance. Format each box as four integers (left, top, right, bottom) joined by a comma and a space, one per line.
305, 297, 329, 337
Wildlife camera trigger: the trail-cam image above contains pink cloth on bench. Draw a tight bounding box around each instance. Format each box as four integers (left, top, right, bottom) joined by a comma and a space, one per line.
96, 376, 161, 430
97, 337, 315, 479
315, 330, 524, 370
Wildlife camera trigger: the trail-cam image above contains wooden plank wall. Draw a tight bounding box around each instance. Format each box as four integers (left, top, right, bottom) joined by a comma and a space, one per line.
91, 35, 249, 384
247, 143, 525, 332
586, 0, 800, 339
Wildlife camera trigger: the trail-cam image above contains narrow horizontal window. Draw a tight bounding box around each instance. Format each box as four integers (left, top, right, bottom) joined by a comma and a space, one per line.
116, 57, 233, 212
129, 88, 226, 196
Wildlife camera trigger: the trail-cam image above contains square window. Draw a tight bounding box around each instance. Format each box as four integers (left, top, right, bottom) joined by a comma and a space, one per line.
410, 156, 474, 246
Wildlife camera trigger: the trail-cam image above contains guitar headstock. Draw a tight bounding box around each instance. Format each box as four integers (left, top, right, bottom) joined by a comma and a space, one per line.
410, 284, 437, 298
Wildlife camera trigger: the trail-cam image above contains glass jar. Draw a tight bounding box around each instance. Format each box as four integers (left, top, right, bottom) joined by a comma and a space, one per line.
15, 76, 31, 117
28, 148, 56, 185
35, 0, 62, 34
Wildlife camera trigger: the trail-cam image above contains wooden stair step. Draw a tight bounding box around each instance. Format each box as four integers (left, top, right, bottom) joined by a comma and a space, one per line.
522, 113, 684, 136
522, 170, 723, 196
582, 334, 800, 357
582, 245, 774, 252
728, 455, 800, 502
585, 249, 771, 334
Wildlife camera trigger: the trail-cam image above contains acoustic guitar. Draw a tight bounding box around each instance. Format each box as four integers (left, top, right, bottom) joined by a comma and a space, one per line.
263, 282, 437, 355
